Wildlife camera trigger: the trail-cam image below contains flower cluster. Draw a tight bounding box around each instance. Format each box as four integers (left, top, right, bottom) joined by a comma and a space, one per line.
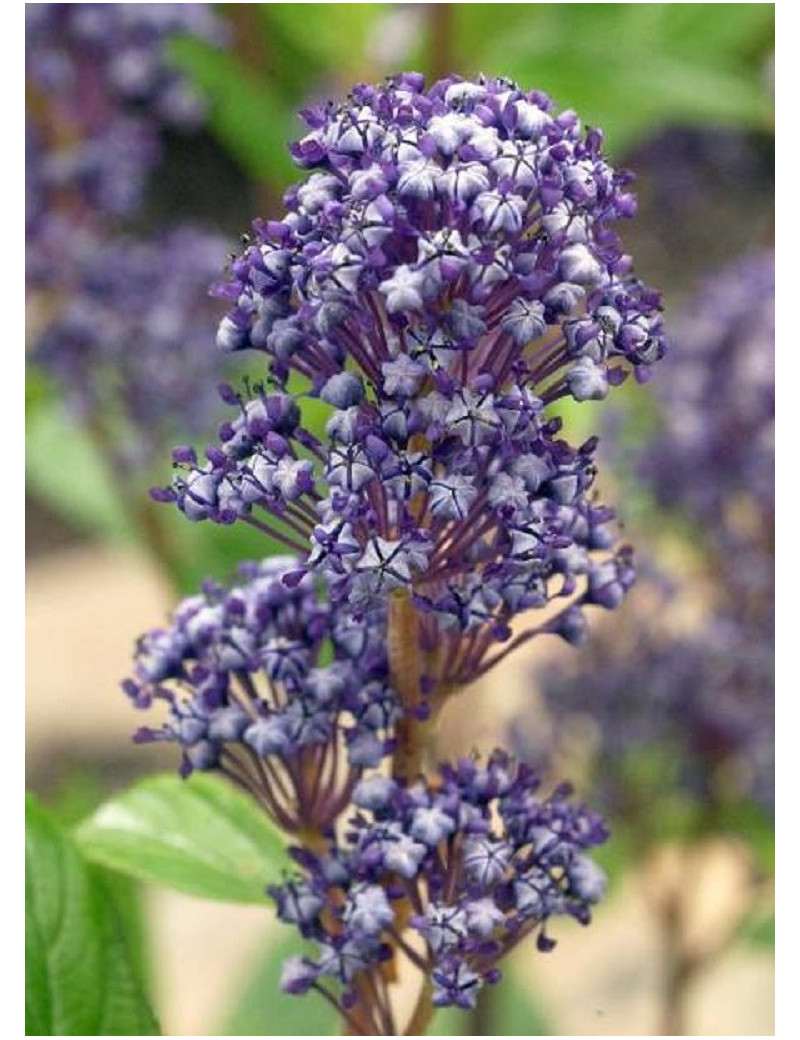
32, 224, 233, 472
639, 251, 774, 569
272, 750, 607, 1027
530, 598, 774, 818
27, 5, 234, 482
26, 2, 225, 237
121, 74, 669, 1033
162, 73, 664, 682
124, 557, 395, 833
217, 74, 664, 386
32, 226, 234, 472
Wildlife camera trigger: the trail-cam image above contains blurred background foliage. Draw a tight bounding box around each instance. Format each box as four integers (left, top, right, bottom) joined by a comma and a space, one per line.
26, 3, 774, 1036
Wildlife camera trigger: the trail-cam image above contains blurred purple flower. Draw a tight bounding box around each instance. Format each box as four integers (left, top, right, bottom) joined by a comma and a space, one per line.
26, 2, 226, 237
529, 597, 774, 818
32, 223, 232, 472
640, 251, 774, 571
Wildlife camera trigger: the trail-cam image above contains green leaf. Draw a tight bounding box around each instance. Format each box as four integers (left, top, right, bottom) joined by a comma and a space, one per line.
25, 395, 134, 540
168, 37, 299, 188
268, 4, 384, 66
218, 931, 338, 1035
463, 3, 772, 155
654, 4, 775, 63
36, 775, 154, 983
75, 773, 290, 903
26, 795, 159, 1036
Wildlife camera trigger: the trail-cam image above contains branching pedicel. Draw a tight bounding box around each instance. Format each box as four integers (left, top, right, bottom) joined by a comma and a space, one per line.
130, 73, 666, 1034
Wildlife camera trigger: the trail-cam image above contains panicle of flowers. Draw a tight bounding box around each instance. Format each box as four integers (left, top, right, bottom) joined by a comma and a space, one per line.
32, 223, 235, 473
124, 556, 396, 834
27, 7, 237, 492
638, 251, 774, 592
271, 750, 607, 1029
26, 2, 226, 242
529, 594, 774, 819
161, 72, 665, 686
123, 73, 670, 1033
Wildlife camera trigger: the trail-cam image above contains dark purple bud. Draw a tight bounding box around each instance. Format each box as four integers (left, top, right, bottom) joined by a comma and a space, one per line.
205, 446, 227, 467
217, 383, 241, 405
172, 445, 197, 465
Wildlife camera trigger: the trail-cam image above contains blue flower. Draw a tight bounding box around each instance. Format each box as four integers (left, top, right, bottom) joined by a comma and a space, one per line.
161, 74, 665, 694
124, 557, 394, 833
272, 750, 608, 1016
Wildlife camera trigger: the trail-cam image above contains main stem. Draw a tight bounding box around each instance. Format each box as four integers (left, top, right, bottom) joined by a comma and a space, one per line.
387, 590, 437, 1035
390, 590, 430, 782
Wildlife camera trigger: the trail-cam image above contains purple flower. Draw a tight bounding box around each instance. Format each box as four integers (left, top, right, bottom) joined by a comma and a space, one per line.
32, 224, 233, 472
125, 556, 397, 832
527, 255, 774, 826
526, 582, 774, 819
162, 74, 666, 696
270, 750, 608, 1023
26, 3, 226, 232
638, 251, 774, 597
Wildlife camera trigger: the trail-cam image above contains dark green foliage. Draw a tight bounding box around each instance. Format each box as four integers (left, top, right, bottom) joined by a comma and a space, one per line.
26, 795, 160, 1036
